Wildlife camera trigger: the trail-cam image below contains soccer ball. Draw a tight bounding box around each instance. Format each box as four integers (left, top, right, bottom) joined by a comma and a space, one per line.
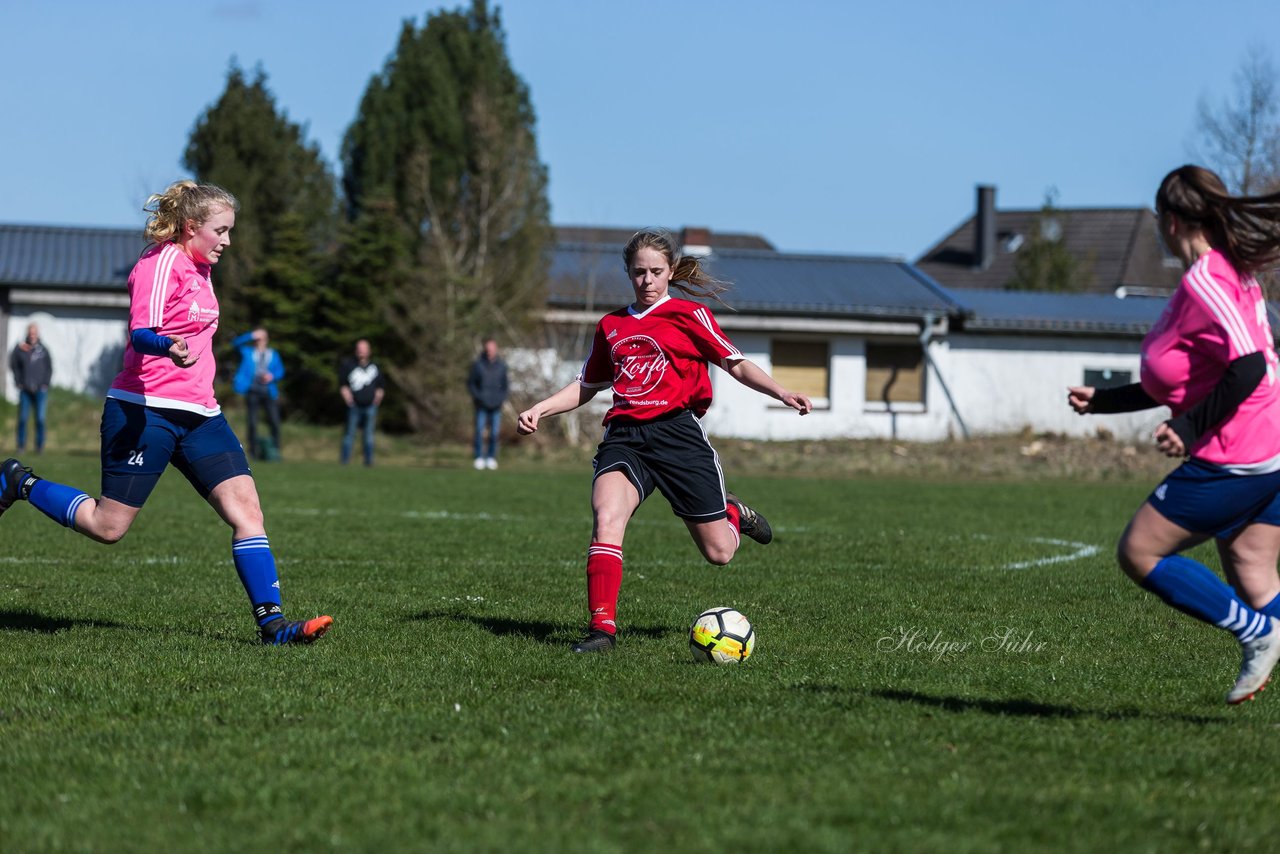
689, 607, 755, 664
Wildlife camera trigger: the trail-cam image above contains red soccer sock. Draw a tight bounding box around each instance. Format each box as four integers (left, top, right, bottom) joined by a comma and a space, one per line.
725, 500, 741, 531
586, 542, 624, 635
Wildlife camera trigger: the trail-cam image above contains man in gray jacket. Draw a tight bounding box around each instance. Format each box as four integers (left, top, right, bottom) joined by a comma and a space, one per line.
467, 337, 509, 470
9, 323, 52, 453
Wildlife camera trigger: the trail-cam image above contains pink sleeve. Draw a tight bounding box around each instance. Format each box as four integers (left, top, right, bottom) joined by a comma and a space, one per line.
128, 245, 179, 332
1183, 263, 1257, 361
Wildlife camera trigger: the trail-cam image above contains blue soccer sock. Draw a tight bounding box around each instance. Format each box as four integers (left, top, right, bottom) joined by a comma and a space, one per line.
27, 479, 92, 530
232, 536, 284, 626
1259, 592, 1280, 620
1142, 555, 1272, 642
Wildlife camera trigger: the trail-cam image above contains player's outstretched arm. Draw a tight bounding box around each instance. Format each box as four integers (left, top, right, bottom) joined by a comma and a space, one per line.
726, 359, 812, 415
517, 381, 602, 434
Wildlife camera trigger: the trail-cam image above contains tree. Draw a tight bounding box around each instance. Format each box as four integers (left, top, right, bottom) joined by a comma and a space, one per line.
1192, 44, 1280, 194
341, 0, 552, 435
1005, 191, 1093, 293
184, 62, 340, 413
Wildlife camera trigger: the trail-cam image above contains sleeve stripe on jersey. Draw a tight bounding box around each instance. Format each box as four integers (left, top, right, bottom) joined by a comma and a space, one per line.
693, 306, 742, 358
149, 244, 179, 329
1186, 260, 1257, 357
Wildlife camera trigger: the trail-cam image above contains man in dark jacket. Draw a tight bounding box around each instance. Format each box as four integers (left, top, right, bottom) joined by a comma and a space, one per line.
9, 323, 52, 453
340, 339, 386, 466
467, 337, 509, 470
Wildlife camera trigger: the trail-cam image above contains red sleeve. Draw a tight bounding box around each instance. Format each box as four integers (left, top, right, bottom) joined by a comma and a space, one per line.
683, 303, 743, 368
576, 321, 613, 388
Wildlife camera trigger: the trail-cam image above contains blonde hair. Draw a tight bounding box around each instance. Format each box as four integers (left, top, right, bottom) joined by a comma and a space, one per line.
143, 180, 239, 245
622, 229, 731, 304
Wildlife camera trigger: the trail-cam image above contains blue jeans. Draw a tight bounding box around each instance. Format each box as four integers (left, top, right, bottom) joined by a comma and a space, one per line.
17, 389, 48, 451
342, 404, 377, 465
474, 407, 501, 460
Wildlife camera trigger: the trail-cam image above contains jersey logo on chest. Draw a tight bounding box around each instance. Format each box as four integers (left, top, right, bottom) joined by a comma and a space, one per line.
612, 335, 668, 396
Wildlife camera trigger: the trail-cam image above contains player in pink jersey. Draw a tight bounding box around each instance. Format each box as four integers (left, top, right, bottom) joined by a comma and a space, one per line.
518, 230, 813, 653
0, 181, 332, 646
1069, 165, 1280, 703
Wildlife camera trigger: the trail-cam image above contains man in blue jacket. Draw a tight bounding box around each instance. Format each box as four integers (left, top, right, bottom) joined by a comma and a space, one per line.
232, 327, 284, 461
467, 337, 509, 470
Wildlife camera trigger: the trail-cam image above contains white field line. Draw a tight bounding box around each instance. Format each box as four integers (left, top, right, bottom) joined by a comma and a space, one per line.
997, 537, 1100, 571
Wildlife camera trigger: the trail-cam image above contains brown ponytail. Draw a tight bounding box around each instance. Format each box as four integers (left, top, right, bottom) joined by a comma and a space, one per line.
622, 229, 732, 305
1157, 165, 1280, 275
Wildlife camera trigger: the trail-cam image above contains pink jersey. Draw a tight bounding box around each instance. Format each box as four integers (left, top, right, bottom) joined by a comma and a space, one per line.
578, 294, 745, 425
1141, 249, 1280, 470
107, 242, 222, 416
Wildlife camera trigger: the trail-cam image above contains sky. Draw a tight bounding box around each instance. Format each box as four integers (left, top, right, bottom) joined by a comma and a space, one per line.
3, 0, 1279, 259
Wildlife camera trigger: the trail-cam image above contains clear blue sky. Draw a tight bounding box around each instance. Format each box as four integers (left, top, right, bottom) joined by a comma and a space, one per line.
2, 0, 1278, 258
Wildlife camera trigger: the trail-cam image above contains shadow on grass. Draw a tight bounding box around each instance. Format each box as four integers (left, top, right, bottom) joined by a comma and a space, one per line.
867, 687, 1225, 726
408, 610, 678, 645
0, 608, 129, 635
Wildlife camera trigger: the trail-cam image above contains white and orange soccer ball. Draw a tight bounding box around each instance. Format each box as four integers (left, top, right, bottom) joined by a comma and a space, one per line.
689, 607, 755, 664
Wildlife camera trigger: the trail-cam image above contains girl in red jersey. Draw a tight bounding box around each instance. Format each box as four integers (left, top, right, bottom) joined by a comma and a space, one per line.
518, 230, 812, 652
0, 181, 332, 646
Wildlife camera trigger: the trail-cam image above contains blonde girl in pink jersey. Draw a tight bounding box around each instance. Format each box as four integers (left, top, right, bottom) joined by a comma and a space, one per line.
1069, 165, 1280, 703
0, 181, 332, 646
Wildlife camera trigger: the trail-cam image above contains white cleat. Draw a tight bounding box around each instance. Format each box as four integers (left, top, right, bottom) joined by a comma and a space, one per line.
1228, 617, 1280, 705
473, 457, 486, 471
485, 457, 498, 470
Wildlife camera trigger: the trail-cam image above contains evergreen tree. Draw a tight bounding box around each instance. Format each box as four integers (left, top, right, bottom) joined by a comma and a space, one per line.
1005, 191, 1094, 292
341, 0, 552, 435
184, 62, 339, 413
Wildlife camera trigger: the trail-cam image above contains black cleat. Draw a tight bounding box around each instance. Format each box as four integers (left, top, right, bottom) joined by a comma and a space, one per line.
259, 615, 333, 646
0, 458, 34, 518
726, 492, 772, 545
571, 629, 616, 654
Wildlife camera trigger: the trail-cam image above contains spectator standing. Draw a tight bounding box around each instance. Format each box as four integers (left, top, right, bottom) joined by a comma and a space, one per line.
231, 327, 284, 460
9, 323, 53, 454
468, 337, 509, 470
340, 339, 385, 466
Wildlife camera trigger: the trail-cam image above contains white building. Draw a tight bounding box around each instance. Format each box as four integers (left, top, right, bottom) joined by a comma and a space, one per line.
1, 222, 1169, 441
547, 240, 1166, 442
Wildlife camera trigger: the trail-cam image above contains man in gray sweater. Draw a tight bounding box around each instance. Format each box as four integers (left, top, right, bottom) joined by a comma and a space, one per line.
9, 323, 52, 453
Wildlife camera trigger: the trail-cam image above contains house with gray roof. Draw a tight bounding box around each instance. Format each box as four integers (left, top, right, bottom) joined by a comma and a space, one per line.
0, 223, 139, 398
1, 221, 1177, 442
917, 185, 1184, 296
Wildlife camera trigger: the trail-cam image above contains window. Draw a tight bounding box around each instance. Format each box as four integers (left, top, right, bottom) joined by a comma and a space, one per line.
866, 343, 925, 405
771, 340, 829, 401
1083, 368, 1131, 389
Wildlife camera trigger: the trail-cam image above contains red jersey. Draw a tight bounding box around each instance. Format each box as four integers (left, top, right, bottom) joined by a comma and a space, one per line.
577, 295, 744, 425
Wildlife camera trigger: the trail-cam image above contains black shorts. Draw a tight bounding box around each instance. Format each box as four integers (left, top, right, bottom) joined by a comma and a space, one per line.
592, 410, 727, 522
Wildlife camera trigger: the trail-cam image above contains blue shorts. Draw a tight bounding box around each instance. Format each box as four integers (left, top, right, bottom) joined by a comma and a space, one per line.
1148, 458, 1280, 539
100, 399, 251, 507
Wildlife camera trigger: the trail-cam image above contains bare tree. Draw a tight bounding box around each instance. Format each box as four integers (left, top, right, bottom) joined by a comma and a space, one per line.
1192, 44, 1280, 194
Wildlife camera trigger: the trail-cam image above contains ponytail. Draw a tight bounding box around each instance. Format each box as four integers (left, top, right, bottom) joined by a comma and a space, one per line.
143, 180, 239, 246
1157, 165, 1280, 275
623, 229, 732, 305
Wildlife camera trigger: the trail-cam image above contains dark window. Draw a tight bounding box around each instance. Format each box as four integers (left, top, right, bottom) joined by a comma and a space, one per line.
1083, 368, 1132, 389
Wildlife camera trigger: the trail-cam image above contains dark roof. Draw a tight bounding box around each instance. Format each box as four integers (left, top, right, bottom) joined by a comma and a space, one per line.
950, 288, 1164, 336
550, 243, 960, 319
555, 225, 774, 251
0, 220, 1195, 338
0, 223, 144, 289
916, 208, 1184, 294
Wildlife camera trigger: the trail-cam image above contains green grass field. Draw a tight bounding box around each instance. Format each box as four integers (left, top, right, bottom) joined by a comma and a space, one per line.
2, 452, 1278, 851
